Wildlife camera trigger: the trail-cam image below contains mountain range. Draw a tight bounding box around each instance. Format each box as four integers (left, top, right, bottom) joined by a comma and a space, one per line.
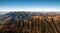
0, 11, 60, 33
0, 12, 60, 25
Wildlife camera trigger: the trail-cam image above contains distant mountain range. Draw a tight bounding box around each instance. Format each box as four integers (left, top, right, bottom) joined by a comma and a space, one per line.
0, 12, 60, 25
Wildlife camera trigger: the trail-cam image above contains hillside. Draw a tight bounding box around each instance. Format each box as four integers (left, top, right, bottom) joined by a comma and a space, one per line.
0, 12, 60, 33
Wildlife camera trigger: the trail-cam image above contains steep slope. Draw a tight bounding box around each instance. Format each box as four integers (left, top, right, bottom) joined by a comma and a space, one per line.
0, 12, 60, 33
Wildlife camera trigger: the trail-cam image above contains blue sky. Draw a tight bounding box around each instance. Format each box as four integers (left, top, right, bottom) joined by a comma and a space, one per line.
0, 0, 60, 12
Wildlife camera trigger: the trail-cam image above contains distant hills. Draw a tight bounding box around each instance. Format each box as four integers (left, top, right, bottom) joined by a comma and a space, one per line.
0, 12, 60, 25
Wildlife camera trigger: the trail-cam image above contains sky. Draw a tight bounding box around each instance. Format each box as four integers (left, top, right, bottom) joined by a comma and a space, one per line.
0, 0, 60, 12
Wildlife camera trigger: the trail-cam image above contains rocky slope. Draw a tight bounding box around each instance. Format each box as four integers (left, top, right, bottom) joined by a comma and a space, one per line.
0, 12, 60, 33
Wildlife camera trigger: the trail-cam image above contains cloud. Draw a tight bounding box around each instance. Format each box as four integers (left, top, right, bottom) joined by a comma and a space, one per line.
0, 8, 60, 12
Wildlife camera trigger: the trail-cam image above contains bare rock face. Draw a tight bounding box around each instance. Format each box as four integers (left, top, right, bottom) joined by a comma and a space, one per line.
0, 12, 60, 33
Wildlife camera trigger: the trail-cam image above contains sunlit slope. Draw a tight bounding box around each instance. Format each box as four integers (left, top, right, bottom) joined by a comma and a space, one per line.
0, 12, 60, 33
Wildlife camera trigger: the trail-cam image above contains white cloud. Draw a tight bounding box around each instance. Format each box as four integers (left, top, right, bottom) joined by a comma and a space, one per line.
0, 8, 60, 12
